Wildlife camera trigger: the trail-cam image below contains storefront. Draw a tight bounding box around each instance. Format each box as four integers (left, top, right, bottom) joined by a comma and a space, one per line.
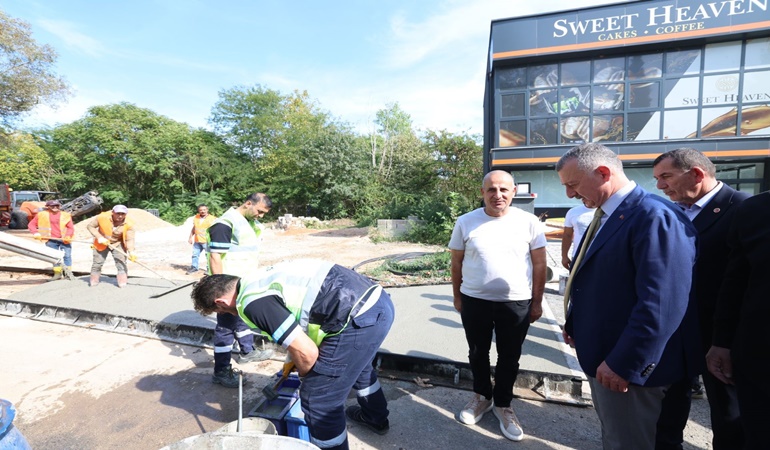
484, 0, 770, 216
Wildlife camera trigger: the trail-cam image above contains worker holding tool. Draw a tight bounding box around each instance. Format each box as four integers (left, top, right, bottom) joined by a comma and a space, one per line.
87, 204, 136, 288
191, 259, 395, 450
207, 193, 274, 387
28, 199, 74, 281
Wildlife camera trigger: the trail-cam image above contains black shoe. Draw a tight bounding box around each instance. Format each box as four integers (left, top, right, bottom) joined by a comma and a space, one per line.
691, 384, 705, 399
212, 365, 241, 388
346, 406, 389, 435
186, 268, 198, 275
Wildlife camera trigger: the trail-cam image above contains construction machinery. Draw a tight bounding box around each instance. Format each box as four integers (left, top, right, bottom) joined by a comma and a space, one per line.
0, 183, 103, 229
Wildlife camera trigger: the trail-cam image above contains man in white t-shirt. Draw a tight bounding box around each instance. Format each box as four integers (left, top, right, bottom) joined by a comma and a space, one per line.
448, 170, 547, 442
561, 202, 597, 269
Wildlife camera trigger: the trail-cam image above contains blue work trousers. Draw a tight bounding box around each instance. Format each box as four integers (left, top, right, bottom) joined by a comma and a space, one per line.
46, 240, 72, 267
190, 242, 207, 270
213, 313, 254, 371
300, 291, 395, 450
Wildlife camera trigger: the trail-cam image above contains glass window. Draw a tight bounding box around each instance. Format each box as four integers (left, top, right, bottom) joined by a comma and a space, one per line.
529, 65, 558, 88
530, 118, 558, 145
559, 116, 590, 143
628, 53, 662, 80
744, 38, 770, 70
735, 183, 761, 195
499, 121, 526, 147
628, 112, 658, 140
530, 89, 558, 115
704, 41, 741, 73
557, 87, 590, 114
501, 93, 525, 117
702, 74, 740, 105
700, 107, 737, 138
561, 61, 591, 85
592, 115, 623, 142
665, 77, 700, 108
593, 57, 625, 82
592, 84, 624, 111
742, 71, 770, 104
666, 49, 701, 76
663, 109, 699, 139
496, 67, 526, 90
630, 82, 659, 108
741, 104, 770, 136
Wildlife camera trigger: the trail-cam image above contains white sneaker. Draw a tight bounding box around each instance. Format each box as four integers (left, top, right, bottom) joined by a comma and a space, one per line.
493, 406, 524, 441
457, 393, 493, 425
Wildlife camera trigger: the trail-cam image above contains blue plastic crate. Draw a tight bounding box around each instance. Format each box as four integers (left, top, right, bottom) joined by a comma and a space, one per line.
285, 398, 310, 442
248, 395, 296, 436
272, 372, 301, 399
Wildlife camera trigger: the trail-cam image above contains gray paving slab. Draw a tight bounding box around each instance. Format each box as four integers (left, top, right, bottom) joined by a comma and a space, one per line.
5, 275, 583, 380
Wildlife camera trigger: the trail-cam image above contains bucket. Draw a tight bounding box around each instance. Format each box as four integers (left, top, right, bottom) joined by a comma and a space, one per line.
216, 417, 277, 435
159, 433, 320, 450
0, 399, 31, 450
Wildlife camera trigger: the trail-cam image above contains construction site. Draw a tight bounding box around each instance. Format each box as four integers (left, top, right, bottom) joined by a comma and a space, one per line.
0, 207, 715, 449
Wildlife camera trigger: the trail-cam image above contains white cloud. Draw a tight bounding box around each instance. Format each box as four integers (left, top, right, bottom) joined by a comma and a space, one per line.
37, 19, 107, 57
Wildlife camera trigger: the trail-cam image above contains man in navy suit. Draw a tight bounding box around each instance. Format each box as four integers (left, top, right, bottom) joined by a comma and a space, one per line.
557, 143, 699, 449
707, 191, 770, 449
653, 148, 749, 450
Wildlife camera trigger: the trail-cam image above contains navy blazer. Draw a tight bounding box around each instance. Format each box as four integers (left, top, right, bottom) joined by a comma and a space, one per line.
691, 185, 750, 352
565, 186, 700, 386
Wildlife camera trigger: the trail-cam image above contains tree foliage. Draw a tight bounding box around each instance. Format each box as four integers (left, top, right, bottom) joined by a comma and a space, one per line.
0, 131, 54, 189
0, 9, 70, 125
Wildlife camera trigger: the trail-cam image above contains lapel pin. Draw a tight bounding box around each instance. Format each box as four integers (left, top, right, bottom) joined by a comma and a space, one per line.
713, 207, 721, 213
619, 215, 624, 220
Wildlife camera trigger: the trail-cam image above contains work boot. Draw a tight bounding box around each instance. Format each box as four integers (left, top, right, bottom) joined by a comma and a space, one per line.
346, 405, 390, 435
239, 348, 274, 363
65, 266, 74, 280
90, 273, 101, 287
116, 273, 128, 288
212, 365, 241, 388
50, 267, 63, 281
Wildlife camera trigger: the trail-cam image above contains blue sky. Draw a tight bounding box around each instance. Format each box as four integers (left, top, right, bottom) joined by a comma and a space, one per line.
3, 0, 626, 135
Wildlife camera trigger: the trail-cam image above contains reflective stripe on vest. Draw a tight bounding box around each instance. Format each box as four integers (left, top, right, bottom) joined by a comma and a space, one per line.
236, 260, 334, 345
208, 208, 263, 278
36, 211, 72, 241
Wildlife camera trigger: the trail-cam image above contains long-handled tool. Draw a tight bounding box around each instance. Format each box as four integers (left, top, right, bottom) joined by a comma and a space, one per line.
104, 242, 179, 286
262, 361, 296, 401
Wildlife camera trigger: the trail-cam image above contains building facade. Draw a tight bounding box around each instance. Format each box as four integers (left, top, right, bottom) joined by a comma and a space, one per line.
485, 0, 770, 216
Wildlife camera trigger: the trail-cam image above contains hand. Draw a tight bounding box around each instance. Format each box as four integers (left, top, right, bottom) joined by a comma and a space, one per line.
188, 236, 194, 244
453, 296, 462, 313
97, 237, 109, 245
706, 346, 734, 385
529, 302, 543, 323
561, 328, 575, 348
62, 237, 72, 245
128, 252, 138, 262
562, 256, 571, 269
33, 233, 42, 240
596, 361, 629, 393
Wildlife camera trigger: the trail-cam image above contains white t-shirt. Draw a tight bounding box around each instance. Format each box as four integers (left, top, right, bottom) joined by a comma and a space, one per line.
448, 207, 547, 301
564, 205, 596, 258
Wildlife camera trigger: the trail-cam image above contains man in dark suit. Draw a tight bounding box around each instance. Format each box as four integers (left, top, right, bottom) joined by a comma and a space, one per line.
557, 143, 699, 449
653, 148, 750, 450
707, 191, 770, 449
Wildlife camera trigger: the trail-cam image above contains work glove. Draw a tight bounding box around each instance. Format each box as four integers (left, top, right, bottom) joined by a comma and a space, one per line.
97, 237, 109, 245
62, 237, 72, 245
33, 233, 42, 240
128, 252, 138, 262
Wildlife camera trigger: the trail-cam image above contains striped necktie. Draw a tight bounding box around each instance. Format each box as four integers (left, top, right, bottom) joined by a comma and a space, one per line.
563, 207, 604, 317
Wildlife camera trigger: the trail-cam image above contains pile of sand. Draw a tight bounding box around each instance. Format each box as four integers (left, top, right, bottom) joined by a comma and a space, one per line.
73, 208, 174, 240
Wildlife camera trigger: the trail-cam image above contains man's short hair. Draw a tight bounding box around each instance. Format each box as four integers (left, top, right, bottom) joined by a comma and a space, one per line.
245, 193, 273, 209
191, 274, 240, 316
556, 143, 623, 173
197, 204, 208, 209
653, 148, 716, 178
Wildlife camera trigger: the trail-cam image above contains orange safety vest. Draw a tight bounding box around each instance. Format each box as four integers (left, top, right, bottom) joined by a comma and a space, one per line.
193, 214, 217, 243
92, 212, 135, 251
36, 211, 72, 242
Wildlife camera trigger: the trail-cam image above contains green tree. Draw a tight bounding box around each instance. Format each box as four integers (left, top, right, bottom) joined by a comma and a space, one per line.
426, 129, 483, 205
0, 9, 70, 126
0, 131, 54, 189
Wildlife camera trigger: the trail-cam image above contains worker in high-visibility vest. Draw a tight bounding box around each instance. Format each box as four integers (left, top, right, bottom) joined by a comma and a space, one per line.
187, 204, 216, 274
28, 199, 74, 281
87, 205, 136, 287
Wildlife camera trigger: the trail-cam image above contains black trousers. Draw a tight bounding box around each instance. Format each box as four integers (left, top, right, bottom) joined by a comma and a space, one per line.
460, 293, 531, 407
